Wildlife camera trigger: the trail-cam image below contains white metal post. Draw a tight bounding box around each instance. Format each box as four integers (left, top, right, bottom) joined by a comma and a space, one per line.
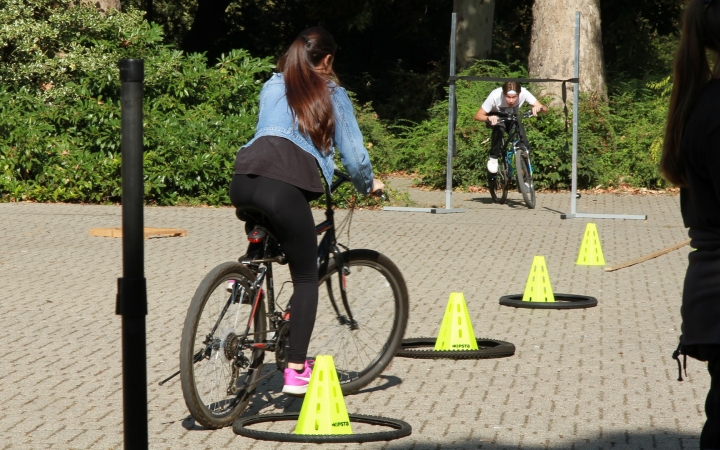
561, 11, 647, 220
384, 12, 464, 214
570, 11, 580, 216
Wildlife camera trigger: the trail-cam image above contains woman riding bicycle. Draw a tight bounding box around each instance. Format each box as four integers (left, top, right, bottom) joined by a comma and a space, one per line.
473, 81, 548, 174
229, 27, 384, 395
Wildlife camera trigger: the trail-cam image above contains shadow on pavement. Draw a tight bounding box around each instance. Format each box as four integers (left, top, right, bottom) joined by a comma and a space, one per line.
387, 430, 698, 449
469, 197, 498, 205
240, 366, 403, 417
180, 416, 204, 431
350, 375, 402, 395
542, 206, 566, 214
469, 197, 529, 209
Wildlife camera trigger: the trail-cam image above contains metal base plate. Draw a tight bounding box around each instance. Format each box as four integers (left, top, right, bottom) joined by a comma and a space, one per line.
561, 212, 647, 220
383, 207, 465, 214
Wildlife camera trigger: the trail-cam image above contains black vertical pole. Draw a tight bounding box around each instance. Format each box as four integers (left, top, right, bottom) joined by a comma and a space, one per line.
117, 59, 149, 450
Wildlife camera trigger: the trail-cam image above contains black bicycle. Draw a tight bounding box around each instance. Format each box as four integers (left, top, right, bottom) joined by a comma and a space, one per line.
487, 110, 536, 209
177, 171, 410, 429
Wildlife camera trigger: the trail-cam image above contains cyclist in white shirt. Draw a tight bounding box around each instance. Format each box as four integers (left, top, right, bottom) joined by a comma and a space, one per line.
473, 81, 548, 173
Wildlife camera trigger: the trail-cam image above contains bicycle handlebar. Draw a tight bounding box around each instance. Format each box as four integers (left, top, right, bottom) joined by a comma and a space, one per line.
330, 169, 351, 193
488, 110, 536, 121
331, 169, 385, 199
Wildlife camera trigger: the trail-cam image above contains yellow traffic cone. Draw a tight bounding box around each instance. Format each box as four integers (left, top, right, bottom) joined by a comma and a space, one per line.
522, 256, 555, 302
576, 223, 606, 265
295, 355, 352, 435
434, 293, 479, 351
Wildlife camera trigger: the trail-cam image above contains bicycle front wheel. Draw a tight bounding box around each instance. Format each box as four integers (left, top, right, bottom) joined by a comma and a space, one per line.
311, 249, 409, 394
488, 156, 509, 204
180, 262, 267, 429
515, 148, 536, 209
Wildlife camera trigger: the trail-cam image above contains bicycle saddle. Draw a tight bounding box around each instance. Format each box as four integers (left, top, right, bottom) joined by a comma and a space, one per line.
235, 205, 274, 233
235, 205, 285, 262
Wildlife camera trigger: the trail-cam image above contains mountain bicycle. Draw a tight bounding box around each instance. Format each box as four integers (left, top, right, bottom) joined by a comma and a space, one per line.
177, 171, 409, 429
487, 110, 536, 209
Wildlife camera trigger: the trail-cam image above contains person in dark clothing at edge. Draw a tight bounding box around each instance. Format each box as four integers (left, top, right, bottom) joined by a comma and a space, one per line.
229, 28, 384, 396
661, 0, 720, 447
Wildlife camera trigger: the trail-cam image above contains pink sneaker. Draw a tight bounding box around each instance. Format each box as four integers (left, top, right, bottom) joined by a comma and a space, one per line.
282, 360, 313, 396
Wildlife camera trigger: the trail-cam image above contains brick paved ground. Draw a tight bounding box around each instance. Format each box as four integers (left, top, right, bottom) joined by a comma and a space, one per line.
0, 182, 705, 449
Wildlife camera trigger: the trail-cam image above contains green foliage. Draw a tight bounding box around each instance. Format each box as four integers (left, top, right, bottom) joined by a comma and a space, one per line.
352, 98, 398, 175
601, 78, 671, 188
0, 1, 676, 206
124, 0, 684, 127
387, 61, 671, 190
124, 0, 198, 48
308, 96, 407, 210
0, 0, 274, 204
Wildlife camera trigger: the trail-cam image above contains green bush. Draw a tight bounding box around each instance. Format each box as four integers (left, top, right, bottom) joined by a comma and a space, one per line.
0, 2, 672, 205
389, 60, 670, 190
0, 0, 273, 204
0, 0, 400, 205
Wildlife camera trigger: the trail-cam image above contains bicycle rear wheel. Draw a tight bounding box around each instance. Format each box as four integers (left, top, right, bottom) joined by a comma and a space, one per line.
515, 147, 536, 209
488, 156, 509, 204
180, 262, 267, 429
311, 249, 409, 394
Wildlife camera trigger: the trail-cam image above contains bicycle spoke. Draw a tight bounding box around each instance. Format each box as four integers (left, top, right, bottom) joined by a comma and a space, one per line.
180, 264, 267, 428
310, 254, 406, 392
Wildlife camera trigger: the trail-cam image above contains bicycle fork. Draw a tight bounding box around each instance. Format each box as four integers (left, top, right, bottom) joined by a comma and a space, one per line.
324, 244, 359, 330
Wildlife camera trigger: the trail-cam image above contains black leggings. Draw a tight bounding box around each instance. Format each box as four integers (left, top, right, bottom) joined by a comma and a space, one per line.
229, 174, 319, 364
488, 120, 530, 159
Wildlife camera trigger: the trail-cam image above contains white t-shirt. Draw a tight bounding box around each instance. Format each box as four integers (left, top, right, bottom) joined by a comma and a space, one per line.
481, 87, 537, 114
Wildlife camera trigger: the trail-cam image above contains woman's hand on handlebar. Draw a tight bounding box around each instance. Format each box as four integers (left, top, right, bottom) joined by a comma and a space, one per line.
371, 179, 385, 196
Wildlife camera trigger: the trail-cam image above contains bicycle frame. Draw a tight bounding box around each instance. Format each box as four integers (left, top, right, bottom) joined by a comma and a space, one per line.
495, 112, 533, 177
159, 173, 368, 391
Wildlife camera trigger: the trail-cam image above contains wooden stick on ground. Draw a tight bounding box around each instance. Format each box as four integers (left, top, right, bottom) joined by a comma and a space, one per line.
604, 238, 691, 272
89, 227, 188, 239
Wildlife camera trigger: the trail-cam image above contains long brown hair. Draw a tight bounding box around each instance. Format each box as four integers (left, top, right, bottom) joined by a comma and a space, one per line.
276, 28, 338, 154
660, 0, 720, 186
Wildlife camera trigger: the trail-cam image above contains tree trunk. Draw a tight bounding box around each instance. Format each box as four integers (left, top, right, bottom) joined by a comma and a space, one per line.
528, 0, 606, 103
92, 0, 121, 13
453, 0, 495, 72
76, 0, 120, 14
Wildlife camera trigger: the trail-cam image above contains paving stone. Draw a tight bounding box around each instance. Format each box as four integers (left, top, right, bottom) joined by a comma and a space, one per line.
0, 189, 704, 449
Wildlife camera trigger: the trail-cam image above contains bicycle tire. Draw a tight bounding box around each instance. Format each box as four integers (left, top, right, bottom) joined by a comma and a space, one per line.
180, 262, 267, 429
312, 249, 409, 394
233, 412, 412, 443
499, 293, 598, 309
396, 337, 515, 359
488, 157, 509, 204
515, 147, 536, 209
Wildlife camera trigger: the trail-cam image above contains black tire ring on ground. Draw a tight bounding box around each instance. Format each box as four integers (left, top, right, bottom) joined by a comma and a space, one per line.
232, 412, 412, 443
499, 293, 598, 309
395, 337, 515, 359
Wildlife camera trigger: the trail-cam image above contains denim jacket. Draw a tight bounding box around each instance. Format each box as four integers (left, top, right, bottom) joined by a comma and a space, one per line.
240, 73, 374, 195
